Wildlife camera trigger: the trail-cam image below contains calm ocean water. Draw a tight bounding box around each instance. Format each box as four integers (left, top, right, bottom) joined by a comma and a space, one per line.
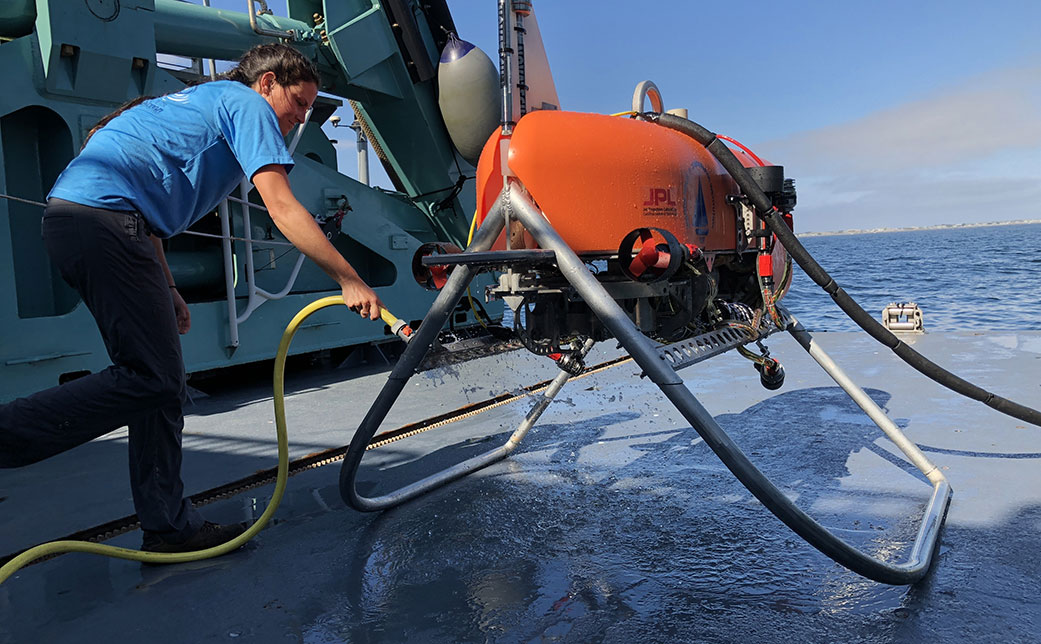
500, 223, 1039, 333
781, 223, 1041, 332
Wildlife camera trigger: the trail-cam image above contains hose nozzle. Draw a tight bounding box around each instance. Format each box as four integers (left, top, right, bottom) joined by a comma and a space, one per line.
380, 309, 413, 343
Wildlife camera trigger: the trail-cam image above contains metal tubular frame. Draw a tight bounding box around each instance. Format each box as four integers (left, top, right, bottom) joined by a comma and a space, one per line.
217, 178, 308, 349
340, 200, 594, 510
247, 0, 292, 40
340, 199, 573, 511
219, 199, 239, 348
339, 185, 952, 584
497, 0, 514, 134
235, 178, 308, 323
217, 114, 316, 349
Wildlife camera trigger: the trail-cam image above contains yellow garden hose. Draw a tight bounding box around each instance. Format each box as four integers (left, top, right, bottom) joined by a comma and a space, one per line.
0, 296, 408, 585
467, 207, 479, 246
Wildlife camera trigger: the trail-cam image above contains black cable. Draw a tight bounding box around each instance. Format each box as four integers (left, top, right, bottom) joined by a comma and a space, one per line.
514, 302, 560, 355
410, 175, 472, 202
649, 112, 1041, 428
432, 174, 469, 212
255, 247, 299, 272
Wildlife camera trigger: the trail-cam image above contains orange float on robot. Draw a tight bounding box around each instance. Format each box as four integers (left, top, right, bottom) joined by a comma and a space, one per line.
475, 110, 753, 254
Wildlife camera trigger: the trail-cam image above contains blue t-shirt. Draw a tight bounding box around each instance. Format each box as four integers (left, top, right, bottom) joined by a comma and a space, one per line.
49, 81, 294, 238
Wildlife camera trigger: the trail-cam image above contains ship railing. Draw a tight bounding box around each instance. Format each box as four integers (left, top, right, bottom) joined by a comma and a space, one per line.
219, 106, 313, 349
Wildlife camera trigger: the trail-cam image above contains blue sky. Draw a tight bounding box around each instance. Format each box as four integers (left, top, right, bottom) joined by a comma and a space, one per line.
210, 1, 1041, 233
448, 0, 1041, 233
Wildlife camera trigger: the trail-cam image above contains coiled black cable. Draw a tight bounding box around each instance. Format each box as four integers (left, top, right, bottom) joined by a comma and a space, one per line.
649, 112, 1041, 428
513, 301, 561, 355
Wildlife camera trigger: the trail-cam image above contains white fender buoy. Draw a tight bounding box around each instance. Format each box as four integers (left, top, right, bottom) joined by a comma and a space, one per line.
438, 35, 501, 167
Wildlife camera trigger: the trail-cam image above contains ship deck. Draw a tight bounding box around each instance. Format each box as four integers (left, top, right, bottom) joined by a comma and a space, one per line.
2, 330, 1040, 643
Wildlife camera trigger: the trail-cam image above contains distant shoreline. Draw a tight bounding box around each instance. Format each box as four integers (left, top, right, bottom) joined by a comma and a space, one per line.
798, 219, 1041, 237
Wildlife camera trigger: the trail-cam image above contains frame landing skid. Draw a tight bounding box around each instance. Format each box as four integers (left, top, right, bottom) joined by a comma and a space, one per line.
340, 186, 951, 585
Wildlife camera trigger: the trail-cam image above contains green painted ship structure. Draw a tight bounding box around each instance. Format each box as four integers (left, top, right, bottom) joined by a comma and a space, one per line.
0, 0, 491, 402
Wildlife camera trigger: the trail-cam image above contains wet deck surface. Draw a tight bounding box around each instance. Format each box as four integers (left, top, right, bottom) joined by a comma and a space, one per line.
2, 330, 1040, 643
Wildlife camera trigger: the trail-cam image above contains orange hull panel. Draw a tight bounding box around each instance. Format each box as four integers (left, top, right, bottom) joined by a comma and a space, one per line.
476, 111, 743, 253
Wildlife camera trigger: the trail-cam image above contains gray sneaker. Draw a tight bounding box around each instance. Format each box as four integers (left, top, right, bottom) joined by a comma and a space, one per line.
141, 521, 249, 553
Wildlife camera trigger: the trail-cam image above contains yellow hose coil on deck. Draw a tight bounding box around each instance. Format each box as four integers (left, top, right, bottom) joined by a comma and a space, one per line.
0, 296, 365, 585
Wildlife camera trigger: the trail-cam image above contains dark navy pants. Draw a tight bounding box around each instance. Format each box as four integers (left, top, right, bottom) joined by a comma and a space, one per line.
0, 199, 203, 541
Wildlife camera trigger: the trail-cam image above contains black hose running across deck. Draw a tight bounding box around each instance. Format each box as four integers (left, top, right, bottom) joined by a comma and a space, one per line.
650, 113, 1041, 428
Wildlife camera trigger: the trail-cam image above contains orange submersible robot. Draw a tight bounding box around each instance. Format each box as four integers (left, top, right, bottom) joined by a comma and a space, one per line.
338, 1, 1041, 587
